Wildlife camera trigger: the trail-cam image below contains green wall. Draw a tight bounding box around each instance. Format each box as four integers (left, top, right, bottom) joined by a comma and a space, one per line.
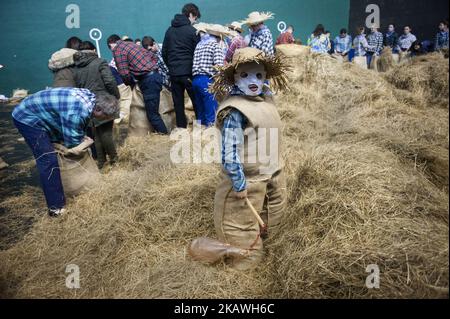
0, 0, 350, 95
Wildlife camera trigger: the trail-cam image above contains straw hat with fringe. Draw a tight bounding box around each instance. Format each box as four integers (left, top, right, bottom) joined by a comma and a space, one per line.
205, 24, 233, 37
193, 22, 210, 35
241, 11, 274, 26
210, 47, 290, 98
227, 21, 244, 33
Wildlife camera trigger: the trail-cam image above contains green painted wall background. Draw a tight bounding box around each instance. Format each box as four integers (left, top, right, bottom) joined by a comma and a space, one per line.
0, 0, 350, 95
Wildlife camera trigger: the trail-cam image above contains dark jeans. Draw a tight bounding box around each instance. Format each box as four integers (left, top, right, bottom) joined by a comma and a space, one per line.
366, 52, 375, 68
94, 120, 117, 168
138, 72, 168, 134
13, 118, 66, 210
171, 75, 197, 129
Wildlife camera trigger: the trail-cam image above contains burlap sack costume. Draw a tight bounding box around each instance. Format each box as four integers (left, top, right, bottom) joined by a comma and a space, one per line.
115, 84, 133, 125
208, 47, 289, 270
53, 143, 100, 197
128, 85, 176, 136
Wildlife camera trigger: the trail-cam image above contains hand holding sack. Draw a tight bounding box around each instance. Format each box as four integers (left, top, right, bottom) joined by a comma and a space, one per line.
53, 142, 100, 197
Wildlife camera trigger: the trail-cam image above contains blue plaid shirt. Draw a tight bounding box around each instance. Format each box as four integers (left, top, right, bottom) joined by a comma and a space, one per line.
12, 88, 96, 148
334, 35, 352, 54
435, 31, 449, 51
221, 109, 248, 192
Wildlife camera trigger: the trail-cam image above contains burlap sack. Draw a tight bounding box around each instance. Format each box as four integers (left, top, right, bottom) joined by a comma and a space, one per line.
160, 88, 176, 133
53, 144, 100, 197
353, 56, 368, 69
392, 53, 401, 64
129, 86, 154, 137
188, 237, 248, 264
129, 86, 177, 136
376, 48, 395, 72
115, 84, 132, 125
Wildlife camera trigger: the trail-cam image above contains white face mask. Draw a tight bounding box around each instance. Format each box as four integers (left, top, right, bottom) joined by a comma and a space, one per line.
234, 63, 267, 96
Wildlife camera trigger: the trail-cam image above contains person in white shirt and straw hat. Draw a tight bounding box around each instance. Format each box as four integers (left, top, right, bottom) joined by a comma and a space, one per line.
242, 11, 275, 57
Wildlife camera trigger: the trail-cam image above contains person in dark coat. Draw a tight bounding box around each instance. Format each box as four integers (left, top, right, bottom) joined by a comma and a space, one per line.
73, 41, 120, 169
162, 3, 201, 129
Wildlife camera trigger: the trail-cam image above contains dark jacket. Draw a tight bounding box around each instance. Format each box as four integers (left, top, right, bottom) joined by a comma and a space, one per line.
384, 32, 399, 49
73, 51, 120, 99
53, 68, 76, 88
162, 14, 200, 77
73, 51, 120, 126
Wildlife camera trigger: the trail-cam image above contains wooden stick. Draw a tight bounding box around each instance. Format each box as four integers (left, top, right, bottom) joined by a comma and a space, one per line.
245, 198, 266, 228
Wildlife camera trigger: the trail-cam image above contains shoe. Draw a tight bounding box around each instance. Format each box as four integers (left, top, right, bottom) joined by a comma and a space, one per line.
48, 208, 66, 218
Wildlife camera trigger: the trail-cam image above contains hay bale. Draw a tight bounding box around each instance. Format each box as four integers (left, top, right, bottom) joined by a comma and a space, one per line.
0, 157, 8, 170
375, 48, 395, 73
384, 53, 449, 108
0, 51, 448, 299
275, 44, 311, 58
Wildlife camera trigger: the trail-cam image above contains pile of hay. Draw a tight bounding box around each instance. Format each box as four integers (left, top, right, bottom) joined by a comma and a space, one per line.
0, 48, 448, 298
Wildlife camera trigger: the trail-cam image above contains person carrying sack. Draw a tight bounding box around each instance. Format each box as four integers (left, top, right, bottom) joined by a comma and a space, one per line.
107, 34, 168, 134
12, 88, 119, 217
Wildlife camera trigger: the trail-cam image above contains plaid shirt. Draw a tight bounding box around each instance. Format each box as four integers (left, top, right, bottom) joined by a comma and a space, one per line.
276, 32, 295, 45
353, 34, 369, 56
112, 40, 158, 84
154, 49, 170, 88
12, 88, 95, 148
399, 33, 417, 50
249, 25, 274, 57
334, 35, 352, 54
435, 31, 449, 50
222, 109, 247, 192
367, 31, 384, 54
225, 34, 247, 63
192, 36, 224, 77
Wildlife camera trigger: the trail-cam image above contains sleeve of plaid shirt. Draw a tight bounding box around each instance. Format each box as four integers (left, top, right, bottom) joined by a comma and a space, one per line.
225, 38, 239, 63
375, 33, 384, 54
113, 44, 132, 84
221, 109, 247, 192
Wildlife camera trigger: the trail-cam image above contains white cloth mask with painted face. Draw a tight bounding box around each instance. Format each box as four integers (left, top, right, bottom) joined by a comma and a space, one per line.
234, 62, 267, 96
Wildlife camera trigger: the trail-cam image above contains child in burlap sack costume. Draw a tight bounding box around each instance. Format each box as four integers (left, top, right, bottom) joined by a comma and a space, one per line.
209, 47, 289, 270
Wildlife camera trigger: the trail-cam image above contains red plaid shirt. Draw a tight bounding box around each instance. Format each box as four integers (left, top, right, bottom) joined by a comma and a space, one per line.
276, 32, 295, 45
225, 35, 247, 63
112, 40, 158, 84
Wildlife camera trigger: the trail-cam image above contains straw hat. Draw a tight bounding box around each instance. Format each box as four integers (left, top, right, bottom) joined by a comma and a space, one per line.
210, 47, 290, 98
241, 11, 274, 26
193, 22, 210, 34
227, 21, 244, 33
205, 24, 233, 37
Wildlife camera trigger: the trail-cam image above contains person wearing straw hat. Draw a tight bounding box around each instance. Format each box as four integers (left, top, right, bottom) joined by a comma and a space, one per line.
210, 47, 289, 270
191, 24, 227, 127
225, 22, 247, 63
242, 12, 275, 57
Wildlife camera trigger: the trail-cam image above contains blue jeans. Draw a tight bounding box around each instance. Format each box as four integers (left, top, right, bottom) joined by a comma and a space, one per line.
138, 72, 168, 134
192, 75, 218, 126
366, 52, 375, 68
13, 118, 66, 210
